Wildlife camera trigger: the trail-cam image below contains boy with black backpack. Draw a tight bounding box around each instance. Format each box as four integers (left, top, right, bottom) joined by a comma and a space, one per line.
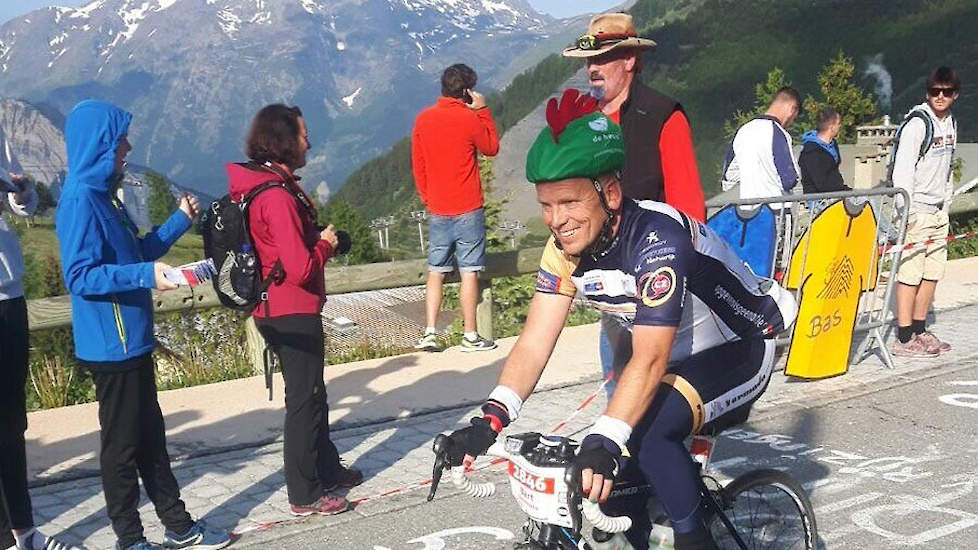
891, 67, 960, 358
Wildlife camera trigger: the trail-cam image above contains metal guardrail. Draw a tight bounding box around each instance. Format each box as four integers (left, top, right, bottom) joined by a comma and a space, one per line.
708, 183, 978, 216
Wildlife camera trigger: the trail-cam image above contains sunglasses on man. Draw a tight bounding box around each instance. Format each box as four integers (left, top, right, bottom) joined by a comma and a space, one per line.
928, 87, 958, 98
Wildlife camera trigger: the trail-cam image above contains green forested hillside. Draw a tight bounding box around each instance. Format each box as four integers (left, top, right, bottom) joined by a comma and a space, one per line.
334, 0, 977, 213
641, 0, 977, 192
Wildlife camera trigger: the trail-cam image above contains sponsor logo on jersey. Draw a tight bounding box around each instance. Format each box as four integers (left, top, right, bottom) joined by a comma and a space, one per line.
645, 253, 676, 266
639, 266, 676, 307
647, 231, 659, 244
714, 285, 766, 328
584, 280, 605, 293
535, 269, 560, 293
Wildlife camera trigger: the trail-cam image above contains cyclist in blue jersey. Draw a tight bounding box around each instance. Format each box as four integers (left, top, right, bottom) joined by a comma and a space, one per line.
441, 89, 798, 550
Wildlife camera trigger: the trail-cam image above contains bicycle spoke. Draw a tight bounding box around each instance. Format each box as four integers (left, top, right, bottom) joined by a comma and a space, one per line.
713, 482, 811, 550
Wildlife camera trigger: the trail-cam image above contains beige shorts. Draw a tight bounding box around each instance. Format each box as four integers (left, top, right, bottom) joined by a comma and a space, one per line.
897, 210, 949, 285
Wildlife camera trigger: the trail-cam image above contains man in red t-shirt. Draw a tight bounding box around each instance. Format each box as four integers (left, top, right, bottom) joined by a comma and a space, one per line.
564, 13, 705, 397
411, 64, 500, 352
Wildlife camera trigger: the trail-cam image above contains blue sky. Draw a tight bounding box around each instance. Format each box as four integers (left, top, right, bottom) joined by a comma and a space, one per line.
2, 1, 624, 25
529, 0, 623, 19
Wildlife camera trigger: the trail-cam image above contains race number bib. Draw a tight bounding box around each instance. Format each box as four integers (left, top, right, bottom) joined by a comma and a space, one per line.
507, 460, 573, 528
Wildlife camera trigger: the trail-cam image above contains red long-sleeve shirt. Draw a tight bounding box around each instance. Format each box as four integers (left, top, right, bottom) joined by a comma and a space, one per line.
412, 97, 500, 216
609, 109, 705, 222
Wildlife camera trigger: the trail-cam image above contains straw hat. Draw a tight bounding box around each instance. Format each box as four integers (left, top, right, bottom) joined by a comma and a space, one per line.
562, 13, 657, 58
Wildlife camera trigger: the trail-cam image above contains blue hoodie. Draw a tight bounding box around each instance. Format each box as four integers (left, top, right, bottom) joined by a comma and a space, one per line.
801, 130, 840, 164
56, 100, 191, 364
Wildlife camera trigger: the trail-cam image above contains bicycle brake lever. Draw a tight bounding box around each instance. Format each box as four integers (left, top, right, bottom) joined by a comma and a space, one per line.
428, 434, 451, 501
565, 465, 584, 537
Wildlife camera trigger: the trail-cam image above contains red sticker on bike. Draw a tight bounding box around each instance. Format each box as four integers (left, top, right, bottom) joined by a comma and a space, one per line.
509, 462, 555, 494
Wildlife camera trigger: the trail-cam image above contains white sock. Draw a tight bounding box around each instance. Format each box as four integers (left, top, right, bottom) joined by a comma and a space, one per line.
425, 327, 437, 335
464, 331, 478, 341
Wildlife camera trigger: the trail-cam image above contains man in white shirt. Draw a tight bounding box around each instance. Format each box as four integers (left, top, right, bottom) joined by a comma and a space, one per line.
721, 87, 802, 273
721, 87, 802, 200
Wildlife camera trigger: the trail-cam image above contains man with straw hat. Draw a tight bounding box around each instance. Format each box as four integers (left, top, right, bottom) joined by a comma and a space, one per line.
562, 12, 704, 221
564, 13, 705, 399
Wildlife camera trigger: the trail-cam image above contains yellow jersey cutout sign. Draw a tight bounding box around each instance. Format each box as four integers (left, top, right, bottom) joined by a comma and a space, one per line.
785, 200, 879, 379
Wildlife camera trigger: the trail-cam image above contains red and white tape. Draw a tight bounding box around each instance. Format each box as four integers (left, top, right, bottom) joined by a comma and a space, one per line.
232, 374, 612, 537
881, 230, 978, 256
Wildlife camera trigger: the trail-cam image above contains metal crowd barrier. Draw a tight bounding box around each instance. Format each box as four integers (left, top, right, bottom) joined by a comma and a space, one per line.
707, 188, 911, 372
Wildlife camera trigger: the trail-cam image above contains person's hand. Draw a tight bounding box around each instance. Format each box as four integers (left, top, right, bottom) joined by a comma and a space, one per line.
153, 262, 179, 291
178, 193, 200, 219
445, 417, 498, 468
466, 89, 487, 110
573, 434, 622, 504
320, 223, 339, 248
10, 175, 32, 206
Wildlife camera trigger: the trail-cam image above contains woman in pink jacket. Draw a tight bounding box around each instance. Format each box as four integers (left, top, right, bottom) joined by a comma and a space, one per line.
227, 104, 361, 516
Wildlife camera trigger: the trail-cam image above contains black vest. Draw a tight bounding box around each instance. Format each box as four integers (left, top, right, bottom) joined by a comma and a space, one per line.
619, 79, 683, 201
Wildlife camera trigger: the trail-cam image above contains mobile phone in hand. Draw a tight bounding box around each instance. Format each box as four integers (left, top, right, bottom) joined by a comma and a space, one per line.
462, 90, 473, 104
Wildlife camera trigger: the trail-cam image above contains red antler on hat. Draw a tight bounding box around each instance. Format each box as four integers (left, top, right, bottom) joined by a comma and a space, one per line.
545, 89, 599, 143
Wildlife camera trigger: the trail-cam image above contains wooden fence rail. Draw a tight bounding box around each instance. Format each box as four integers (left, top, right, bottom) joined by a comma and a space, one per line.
27, 247, 547, 339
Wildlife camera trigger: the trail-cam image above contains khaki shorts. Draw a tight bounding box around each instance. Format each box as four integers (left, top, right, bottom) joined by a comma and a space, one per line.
897, 210, 949, 285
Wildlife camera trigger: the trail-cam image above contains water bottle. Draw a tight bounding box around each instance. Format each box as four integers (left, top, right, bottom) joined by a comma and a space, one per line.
590, 531, 634, 550
648, 523, 675, 549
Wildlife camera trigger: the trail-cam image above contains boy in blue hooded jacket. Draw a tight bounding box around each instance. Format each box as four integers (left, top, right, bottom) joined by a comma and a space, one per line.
56, 100, 230, 550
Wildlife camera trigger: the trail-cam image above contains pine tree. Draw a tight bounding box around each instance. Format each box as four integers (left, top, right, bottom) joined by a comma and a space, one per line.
724, 68, 792, 141
146, 170, 177, 226
803, 51, 878, 144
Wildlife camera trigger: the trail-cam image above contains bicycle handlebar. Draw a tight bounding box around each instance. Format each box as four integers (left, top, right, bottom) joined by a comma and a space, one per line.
428, 433, 631, 533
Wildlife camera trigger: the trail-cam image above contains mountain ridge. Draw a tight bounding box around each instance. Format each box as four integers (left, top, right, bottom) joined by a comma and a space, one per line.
0, 0, 565, 197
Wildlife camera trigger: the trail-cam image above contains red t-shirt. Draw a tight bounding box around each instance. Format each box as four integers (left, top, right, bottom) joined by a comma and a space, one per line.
411, 97, 500, 216
608, 109, 706, 222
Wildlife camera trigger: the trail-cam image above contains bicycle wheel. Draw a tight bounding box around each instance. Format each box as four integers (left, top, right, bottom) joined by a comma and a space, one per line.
708, 469, 817, 550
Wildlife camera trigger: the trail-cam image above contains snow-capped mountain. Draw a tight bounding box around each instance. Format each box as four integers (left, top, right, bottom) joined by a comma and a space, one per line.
0, 0, 558, 196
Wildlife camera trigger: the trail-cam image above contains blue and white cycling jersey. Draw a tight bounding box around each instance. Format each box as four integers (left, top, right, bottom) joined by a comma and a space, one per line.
535, 199, 797, 363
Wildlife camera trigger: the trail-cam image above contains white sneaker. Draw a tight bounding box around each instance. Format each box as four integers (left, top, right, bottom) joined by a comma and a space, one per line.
16, 530, 80, 550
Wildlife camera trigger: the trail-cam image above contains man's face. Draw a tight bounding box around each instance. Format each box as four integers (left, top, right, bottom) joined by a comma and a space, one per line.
586, 50, 636, 105
927, 83, 959, 116
295, 116, 309, 169
114, 134, 131, 175
537, 177, 620, 256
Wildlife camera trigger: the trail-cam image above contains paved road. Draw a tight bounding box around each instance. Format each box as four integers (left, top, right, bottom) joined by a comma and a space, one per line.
29, 304, 978, 550
238, 359, 978, 550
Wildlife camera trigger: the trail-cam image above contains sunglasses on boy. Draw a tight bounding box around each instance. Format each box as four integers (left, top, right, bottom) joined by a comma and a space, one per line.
928, 87, 958, 98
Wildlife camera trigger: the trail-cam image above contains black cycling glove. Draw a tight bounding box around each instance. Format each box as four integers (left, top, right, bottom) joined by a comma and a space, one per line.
573, 433, 623, 485
445, 417, 498, 467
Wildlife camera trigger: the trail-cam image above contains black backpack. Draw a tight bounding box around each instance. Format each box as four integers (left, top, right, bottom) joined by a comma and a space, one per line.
202, 162, 310, 313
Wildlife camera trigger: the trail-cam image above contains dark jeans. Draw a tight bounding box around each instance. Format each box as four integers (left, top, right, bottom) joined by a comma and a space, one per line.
0, 297, 32, 548
256, 314, 341, 506
92, 357, 194, 548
